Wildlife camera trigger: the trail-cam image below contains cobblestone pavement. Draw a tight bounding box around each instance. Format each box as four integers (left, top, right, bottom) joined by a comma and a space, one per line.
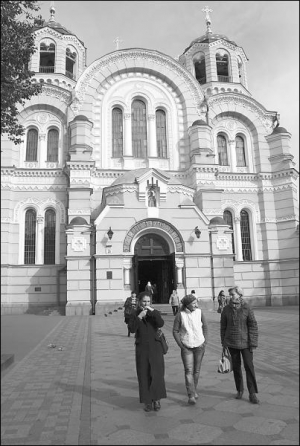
1, 307, 299, 445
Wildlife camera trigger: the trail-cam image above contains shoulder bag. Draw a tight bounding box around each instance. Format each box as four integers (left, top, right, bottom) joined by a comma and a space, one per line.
157, 328, 169, 354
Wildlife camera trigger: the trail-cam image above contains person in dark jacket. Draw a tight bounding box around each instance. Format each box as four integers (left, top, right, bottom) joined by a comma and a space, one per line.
123, 291, 137, 336
128, 291, 167, 412
220, 286, 259, 404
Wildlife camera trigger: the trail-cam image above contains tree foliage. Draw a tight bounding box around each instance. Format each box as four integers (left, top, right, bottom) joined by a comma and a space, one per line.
1, 1, 42, 144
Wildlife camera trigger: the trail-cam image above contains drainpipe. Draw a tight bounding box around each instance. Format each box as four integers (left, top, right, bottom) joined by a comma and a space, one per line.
209, 229, 216, 302
90, 224, 96, 315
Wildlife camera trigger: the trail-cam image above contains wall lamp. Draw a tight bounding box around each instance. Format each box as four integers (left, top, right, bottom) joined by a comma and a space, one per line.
107, 227, 114, 240
194, 226, 201, 239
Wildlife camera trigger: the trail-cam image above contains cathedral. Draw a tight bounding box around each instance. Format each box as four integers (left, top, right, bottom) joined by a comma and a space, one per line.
1, 5, 299, 315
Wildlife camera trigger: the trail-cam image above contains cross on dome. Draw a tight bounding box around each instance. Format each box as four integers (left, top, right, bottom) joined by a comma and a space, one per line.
49, 0, 56, 22
202, 5, 213, 34
113, 36, 123, 50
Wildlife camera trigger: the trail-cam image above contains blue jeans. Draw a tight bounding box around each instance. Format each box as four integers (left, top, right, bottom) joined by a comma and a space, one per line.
181, 344, 205, 397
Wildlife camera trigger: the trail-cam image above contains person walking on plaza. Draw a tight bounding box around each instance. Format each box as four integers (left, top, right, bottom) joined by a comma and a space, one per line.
217, 289, 226, 313
145, 281, 154, 303
128, 291, 167, 412
220, 286, 260, 404
172, 293, 208, 405
123, 291, 137, 336
169, 289, 180, 315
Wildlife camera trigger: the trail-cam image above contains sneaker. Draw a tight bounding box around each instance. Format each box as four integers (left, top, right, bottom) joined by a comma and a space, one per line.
235, 391, 243, 399
188, 396, 196, 405
153, 400, 161, 411
249, 393, 260, 404
143, 403, 152, 412
194, 392, 199, 399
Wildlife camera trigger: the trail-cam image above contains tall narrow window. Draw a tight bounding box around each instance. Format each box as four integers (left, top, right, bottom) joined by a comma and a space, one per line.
156, 109, 167, 158
26, 128, 38, 161
47, 128, 59, 162
24, 209, 36, 264
240, 209, 252, 261
112, 108, 123, 157
216, 53, 229, 82
65, 47, 76, 79
194, 54, 206, 84
235, 135, 246, 167
44, 209, 56, 264
132, 99, 147, 158
223, 210, 235, 259
39, 41, 55, 73
217, 135, 228, 165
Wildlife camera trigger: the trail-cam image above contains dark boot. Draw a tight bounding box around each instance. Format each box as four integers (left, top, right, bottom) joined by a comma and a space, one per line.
235, 391, 243, 399
249, 393, 260, 404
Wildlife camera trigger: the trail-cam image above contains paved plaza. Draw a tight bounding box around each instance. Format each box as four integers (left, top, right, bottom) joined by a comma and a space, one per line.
1, 306, 299, 445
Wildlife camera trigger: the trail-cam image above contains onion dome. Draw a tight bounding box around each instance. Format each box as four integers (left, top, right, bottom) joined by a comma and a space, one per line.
69, 217, 88, 225
271, 126, 288, 134
192, 119, 208, 126
209, 217, 227, 225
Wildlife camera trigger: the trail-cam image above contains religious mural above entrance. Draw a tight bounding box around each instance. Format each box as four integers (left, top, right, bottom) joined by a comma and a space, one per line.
123, 219, 184, 253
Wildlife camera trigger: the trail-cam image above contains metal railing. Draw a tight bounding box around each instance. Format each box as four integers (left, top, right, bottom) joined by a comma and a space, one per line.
218, 75, 232, 83
39, 66, 55, 73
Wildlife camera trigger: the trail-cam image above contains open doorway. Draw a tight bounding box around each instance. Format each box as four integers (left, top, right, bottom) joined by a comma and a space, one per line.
137, 257, 174, 303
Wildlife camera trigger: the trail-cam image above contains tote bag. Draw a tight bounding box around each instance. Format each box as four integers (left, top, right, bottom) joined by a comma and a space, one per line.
218, 347, 233, 373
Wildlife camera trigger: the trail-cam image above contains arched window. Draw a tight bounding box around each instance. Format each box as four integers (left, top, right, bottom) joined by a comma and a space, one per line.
26, 128, 38, 161
217, 135, 228, 165
39, 40, 55, 73
65, 47, 76, 80
235, 135, 246, 167
47, 128, 59, 162
132, 99, 147, 158
112, 107, 123, 157
44, 209, 56, 264
156, 109, 167, 158
223, 210, 235, 259
194, 54, 206, 85
216, 52, 229, 82
240, 209, 252, 261
24, 209, 36, 264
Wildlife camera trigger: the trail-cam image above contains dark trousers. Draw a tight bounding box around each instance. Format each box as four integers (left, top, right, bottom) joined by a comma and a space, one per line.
228, 347, 258, 394
171, 305, 179, 315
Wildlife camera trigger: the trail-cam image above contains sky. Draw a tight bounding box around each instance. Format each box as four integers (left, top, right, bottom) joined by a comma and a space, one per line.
36, 1, 299, 170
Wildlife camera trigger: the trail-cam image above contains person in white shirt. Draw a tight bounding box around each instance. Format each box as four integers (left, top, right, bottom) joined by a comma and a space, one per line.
172, 294, 208, 405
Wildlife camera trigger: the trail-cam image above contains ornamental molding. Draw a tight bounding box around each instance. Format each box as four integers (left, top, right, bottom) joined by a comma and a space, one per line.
259, 215, 298, 223
71, 237, 87, 252
168, 185, 194, 197
208, 94, 275, 132
123, 219, 184, 253
104, 184, 137, 196
216, 236, 230, 251
1, 168, 65, 178
73, 49, 204, 114
1, 184, 66, 192
13, 197, 66, 223
41, 85, 72, 105
222, 199, 260, 222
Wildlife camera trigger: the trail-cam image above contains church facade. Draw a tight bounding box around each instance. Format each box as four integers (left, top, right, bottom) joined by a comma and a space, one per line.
1, 6, 299, 315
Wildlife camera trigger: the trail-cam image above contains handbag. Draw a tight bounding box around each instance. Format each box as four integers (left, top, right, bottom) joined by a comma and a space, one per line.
217, 307, 221, 313
157, 328, 169, 354
218, 347, 233, 373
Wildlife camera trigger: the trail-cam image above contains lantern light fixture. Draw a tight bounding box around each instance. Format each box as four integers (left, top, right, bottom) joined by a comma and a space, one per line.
194, 226, 201, 239
107, 227, 114, 240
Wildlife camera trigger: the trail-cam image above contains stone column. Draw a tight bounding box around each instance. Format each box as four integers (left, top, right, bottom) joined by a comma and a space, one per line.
39, 133, 47, 168
175, 258, 184, 285
123, 258, 132, 290
234, 217, 243, 261
124, 113, 132, 156
36, 216, 44, 264
228, 139, 237, 172
148, 114, 156, 157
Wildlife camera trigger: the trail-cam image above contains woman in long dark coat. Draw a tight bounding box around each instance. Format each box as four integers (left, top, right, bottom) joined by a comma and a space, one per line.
128, 291, 167, 412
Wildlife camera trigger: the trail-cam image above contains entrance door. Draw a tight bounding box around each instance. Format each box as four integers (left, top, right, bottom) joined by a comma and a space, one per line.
133, 233, 175, 303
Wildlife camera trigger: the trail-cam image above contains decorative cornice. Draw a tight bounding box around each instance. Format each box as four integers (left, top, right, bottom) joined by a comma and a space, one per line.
259, 215, 298, 223
41, 85, 72, 105
168, 185, 194, 197
73, 49, 204, 114
208, 94, 275, 132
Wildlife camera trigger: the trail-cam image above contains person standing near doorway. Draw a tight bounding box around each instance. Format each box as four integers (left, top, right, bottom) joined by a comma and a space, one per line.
169, 289, 180, 315
173, 294, 208, 405
145, 281, 154, 303
123, 291, 137, 337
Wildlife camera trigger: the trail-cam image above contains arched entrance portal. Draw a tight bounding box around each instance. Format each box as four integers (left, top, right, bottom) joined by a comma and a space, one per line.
133, 234, 176, 303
